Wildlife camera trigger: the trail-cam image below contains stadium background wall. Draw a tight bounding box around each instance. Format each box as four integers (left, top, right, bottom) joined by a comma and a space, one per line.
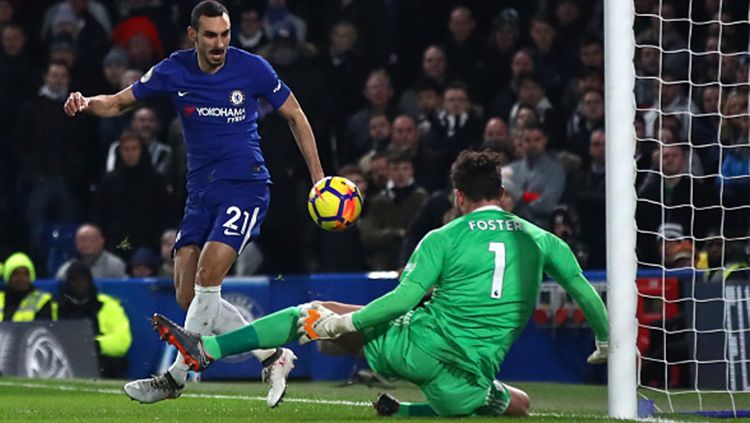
27, 271, 719, 383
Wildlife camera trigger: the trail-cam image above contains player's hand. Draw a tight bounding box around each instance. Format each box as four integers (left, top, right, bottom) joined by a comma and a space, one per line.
64, 91, 90, 116
586, 340, 609, 364
297, 302, 356, 344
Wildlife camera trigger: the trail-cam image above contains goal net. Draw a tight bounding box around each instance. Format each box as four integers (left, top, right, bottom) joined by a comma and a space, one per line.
610, 0, 750, 418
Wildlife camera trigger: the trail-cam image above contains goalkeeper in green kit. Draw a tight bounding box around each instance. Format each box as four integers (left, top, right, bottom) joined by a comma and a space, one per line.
152, 150, 609, 417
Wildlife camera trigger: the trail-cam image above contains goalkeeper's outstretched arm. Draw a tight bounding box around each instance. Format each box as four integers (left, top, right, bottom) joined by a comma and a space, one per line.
542, 232, 609, 363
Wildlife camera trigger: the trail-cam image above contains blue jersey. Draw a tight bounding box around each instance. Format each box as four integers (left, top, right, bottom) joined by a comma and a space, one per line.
131, 47, 291, 192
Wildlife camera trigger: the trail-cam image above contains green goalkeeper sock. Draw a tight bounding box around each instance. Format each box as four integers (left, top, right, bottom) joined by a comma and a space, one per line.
202, 306, 300, 359
395, 402, 438, 417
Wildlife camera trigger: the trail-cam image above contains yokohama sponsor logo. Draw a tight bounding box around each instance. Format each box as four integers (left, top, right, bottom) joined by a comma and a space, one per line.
195, 107, 246, 117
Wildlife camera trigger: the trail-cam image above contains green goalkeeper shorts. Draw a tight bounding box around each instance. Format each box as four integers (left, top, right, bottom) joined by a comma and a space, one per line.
361, 315, 511, 416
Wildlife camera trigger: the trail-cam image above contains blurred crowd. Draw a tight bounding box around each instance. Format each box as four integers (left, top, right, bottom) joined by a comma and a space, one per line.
0, 0, 748, 279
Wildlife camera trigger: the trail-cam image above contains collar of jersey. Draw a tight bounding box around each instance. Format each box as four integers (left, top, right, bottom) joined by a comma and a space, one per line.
470, 205, 504, 214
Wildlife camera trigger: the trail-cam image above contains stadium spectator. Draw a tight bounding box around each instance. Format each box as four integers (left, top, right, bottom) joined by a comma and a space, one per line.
16, 61, 98, 265
56, 224, 127, 280
0, 252, 54, 321
112, 14, 166, 71
634, 43, 660, 107
100, 47, 129, 94
636, 145, 720, 264
528, 14, 572, 102
508, 75, 563, 150
576, 35, 604, 73
423, 82, 483, 191
0, 0, 14, 26
550, 205, 590, 268
561, 67, 604, 117
316, 20, 367, 160
566, 128, 606, 268
566, 89, 604, 162
0, 23, 34, 134
106, 106, 172, 176
42, 1, 110, 74
264, 0, 307, 42
58, 260, 132, 378
643, 72, 699, 140
484, 8, 521, 97
344, 69, 395, 165
356, 112, 391, 172
488, 48, 534, 120
717, 92, 750, 236
128, 247, 159, 277
157, 228, 177, 278
398, 45, 448, 118
231, 6, 268, 53
443, 6, 483, 86
482, 117, 510, 146
635, 2, 688, 75
97, 131, 175, 259
364, 151, 389, 197
360, 153, 428, 270
503, 124, 566, 229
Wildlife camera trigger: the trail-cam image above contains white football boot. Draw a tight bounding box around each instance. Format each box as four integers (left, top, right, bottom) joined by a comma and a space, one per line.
262, 347, 298, 408
123, 372, 184, 404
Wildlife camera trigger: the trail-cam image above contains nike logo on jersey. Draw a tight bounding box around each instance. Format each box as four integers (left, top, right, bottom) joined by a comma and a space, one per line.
272, 80, 281, 93
178, 91, 189, 97
223, 229, 242, 237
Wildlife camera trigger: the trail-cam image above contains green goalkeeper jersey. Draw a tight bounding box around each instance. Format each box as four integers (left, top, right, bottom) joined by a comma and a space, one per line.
352, 205, 609, 382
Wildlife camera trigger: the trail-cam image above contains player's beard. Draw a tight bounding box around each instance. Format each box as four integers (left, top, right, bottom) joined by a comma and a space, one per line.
206, 48, 226, 67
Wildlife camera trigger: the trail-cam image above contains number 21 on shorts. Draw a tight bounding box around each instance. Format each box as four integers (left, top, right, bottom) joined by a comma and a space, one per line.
223, 206, 259, 237
488, 242, 506, 299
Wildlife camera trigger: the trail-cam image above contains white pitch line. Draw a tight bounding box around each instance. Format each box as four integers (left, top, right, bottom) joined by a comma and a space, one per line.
0, 380, 371, 407
0, 380, 668, 421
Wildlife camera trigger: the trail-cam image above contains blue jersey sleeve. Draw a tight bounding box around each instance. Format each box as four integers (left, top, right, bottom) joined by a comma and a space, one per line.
253, 56, 291, 110
131, 59, 172, 101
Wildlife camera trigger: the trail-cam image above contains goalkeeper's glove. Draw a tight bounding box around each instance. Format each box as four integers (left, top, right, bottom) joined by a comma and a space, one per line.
297, 302, 356, 345
586, 340, 609, 364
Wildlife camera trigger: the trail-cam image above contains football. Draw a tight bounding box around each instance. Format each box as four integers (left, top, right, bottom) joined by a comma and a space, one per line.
307, 176, 363, 231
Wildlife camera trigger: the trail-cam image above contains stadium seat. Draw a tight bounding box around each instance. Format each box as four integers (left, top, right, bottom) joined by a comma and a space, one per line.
41, 222, 79, 278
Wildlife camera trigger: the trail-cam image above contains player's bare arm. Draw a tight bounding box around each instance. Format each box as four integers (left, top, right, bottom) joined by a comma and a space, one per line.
64, 86, 137, 118
277, 93, 325, 184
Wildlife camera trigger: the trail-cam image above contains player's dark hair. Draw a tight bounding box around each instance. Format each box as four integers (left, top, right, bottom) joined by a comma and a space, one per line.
451, 150, 504, 202
191, 0, 228, 31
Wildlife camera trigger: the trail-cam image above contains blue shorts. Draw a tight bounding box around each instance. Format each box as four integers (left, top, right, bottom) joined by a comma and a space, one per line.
174, 180, 270, 255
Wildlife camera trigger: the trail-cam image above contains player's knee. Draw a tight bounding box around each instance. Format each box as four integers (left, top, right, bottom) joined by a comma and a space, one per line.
195, 265, 222, 286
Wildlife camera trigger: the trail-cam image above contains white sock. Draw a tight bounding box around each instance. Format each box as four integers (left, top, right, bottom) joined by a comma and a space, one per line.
168, 285, 222, 384
213, 298, 277, 363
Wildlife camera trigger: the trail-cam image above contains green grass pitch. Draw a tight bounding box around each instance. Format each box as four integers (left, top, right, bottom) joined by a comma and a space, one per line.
0, 377, 748, 422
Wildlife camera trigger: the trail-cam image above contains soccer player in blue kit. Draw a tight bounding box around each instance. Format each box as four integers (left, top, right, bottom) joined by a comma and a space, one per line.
64, 1, 324, 407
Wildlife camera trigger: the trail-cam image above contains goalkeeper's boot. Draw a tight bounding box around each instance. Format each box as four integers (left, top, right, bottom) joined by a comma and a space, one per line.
261, 347, 298, 408
123, 372, 184, 404
373, 392, 401, 416
151, 313, 214, 371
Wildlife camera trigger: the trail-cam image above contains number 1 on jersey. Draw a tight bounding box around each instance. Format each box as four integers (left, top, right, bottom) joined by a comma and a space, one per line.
488, 242, 506, 298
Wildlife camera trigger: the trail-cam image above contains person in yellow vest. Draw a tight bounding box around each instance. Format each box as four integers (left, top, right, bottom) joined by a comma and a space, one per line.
58, 260, 132, 378
0, 252, 55, 321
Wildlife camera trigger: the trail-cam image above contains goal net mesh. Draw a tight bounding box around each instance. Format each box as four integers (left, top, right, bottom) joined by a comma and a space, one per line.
633, 0, 750, 415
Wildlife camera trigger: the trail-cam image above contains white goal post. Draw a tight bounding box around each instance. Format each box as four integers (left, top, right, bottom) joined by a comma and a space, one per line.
606, 0, 750, 418
604, 0, 639, 419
